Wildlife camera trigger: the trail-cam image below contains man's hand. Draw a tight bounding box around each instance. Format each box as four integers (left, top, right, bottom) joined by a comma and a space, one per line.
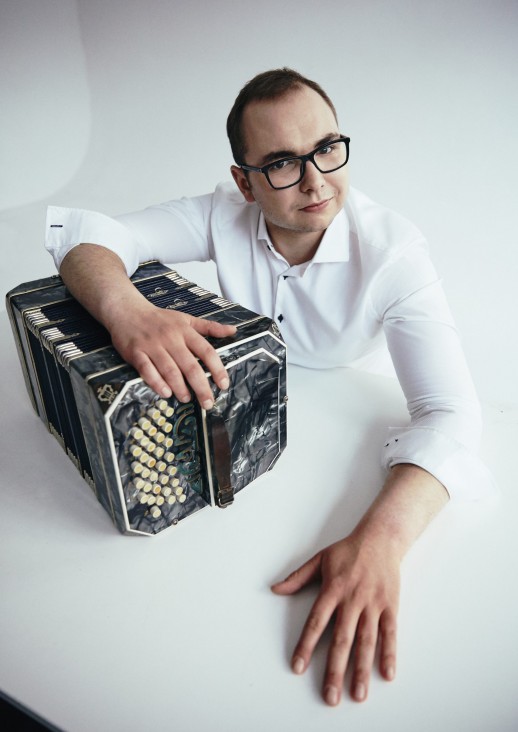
272, 534, 400, 704
272, 464, 449, 705
59, 244, 236, 408
112, 304, 236, 409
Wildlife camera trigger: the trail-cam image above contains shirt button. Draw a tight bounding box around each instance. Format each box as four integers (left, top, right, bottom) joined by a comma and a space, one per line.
278, 314, 284, 322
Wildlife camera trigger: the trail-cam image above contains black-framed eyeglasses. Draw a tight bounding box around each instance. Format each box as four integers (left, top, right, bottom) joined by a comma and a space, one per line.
239, 136, 350, 190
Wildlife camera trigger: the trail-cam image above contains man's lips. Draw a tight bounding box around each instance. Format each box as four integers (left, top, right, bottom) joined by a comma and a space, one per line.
300, 198, 331, 213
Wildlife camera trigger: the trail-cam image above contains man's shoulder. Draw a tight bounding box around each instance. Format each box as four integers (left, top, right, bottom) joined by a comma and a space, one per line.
209, 181, 260, 232
346, 187, 426, 258
213, 181, 249, 207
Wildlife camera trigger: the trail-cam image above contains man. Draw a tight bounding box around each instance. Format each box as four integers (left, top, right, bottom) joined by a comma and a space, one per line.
46, 68, 492, 705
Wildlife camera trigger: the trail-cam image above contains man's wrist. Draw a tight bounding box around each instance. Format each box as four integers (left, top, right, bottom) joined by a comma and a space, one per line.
350, 464, 449, 561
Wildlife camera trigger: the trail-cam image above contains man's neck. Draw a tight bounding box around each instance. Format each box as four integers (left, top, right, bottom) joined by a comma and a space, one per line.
267, 226, 325, 266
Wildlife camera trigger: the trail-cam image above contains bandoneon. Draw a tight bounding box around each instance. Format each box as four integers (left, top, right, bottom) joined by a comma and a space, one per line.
6, 262, 287, 536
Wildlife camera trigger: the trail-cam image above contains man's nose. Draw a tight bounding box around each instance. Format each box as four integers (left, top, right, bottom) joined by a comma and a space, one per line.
300, 159, 325, 189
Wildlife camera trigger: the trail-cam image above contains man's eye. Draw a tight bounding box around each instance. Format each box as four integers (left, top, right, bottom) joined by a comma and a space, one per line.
271, 159, 293, 171
318, 145, 334, 155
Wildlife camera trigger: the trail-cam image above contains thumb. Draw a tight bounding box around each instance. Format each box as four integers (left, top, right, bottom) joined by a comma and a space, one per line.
271, 553, 322, 595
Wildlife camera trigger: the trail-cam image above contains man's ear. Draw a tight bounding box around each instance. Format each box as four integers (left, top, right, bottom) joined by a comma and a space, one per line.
231, 165, 256, 203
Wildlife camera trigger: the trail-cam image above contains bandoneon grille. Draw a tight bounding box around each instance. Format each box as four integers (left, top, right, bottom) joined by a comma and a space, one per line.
6, 261, 287, 536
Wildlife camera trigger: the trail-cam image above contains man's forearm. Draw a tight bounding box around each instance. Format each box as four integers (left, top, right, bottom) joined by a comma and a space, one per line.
351, 463, 450, 562
59, 243, 146, 331
58, 243, 235, 405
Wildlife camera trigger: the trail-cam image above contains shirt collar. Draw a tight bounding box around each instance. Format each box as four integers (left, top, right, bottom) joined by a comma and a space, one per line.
311, 208, 350, 265
257, 206, 350, 269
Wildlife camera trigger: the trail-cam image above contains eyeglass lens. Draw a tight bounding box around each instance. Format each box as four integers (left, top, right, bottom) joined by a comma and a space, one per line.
267, 140, 348, 189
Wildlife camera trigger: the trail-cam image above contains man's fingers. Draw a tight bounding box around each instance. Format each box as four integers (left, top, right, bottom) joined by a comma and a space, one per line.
131, 351, 173, 399
271, 554, 333, 681
379, 608, 397, 682
349, 611, 379, 703
272, 538, 401, 707
289, 590, 336, 679
113, 309, 235, 407
163, 318, 232, 403
322, 605, 360, 706
185, 330, 230, 394
192, 318, 237, 340
134, 341, 217, 407
271, 553, 321, 595
127, 316, 233, 407
165, 345, 220, 408
135, 350, 190, 402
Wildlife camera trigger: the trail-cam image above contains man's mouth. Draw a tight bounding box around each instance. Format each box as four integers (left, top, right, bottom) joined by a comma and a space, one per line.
300, 198, 331, 213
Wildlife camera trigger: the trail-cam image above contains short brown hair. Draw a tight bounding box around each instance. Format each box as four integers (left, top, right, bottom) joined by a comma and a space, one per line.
226, 67, 338, 164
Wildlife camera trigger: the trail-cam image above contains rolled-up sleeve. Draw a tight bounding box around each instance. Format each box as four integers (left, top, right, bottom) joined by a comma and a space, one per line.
373, 242, 496, 501
45, 206, 142, 275
45, 193, 214, 276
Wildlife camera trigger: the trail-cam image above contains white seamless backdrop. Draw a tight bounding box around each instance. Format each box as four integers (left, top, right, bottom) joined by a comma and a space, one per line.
1, 0, 517, 407
1, 3, 518, 731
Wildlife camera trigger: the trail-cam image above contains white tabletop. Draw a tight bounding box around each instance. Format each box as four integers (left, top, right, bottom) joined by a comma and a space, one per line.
0, 309, 516, 732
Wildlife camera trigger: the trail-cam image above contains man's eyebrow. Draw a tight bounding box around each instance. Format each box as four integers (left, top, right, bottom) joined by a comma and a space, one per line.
259, 148, 297, 166
259, 133, 340, 166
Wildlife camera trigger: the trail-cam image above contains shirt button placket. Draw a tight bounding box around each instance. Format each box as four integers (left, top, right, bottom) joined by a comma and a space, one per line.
275, 272, 288, 325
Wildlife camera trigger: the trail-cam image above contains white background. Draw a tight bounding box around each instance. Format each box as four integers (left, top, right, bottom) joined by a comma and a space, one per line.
1, 0, 517, 407
1, 2, 517, 730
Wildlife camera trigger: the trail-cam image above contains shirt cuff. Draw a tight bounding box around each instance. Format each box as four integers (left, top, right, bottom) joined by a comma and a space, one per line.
382, 426, 497, 501
45, 206, 141, 276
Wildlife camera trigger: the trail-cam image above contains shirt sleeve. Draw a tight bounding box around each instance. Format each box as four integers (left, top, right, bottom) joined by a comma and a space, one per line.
45, 206, 142, 275
371, 240, 496, 501
45, 193, 214, 276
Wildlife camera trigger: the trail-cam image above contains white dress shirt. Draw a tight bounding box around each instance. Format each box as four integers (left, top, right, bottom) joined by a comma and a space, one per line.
45, 182, 495, 501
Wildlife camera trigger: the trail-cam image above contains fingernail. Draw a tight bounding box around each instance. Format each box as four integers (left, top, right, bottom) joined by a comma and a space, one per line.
180, 394, 191, 404
354, 682, 366, 701
385, 666, 395, 681
324, 686, 339, 706
202, 399, 213, 410
161, 386, 172, 398
292, 656, 304, 675
220, 377, 229, 390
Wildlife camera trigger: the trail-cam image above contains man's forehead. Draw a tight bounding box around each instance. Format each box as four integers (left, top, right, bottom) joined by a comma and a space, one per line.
242, 86, 339, 158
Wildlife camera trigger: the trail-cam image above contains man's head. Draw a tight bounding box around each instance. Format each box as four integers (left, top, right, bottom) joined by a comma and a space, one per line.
227, 68, 338, 166
228, 69, 349, 261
